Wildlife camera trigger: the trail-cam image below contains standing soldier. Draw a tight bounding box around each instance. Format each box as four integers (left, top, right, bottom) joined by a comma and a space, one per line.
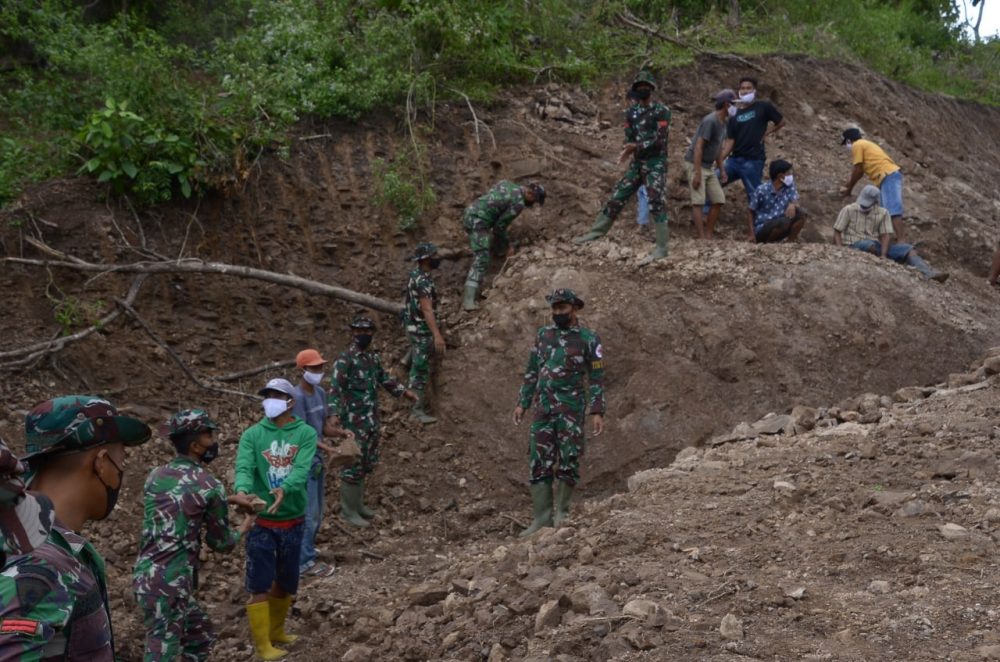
512, 290, 606, 537
461, 180, 546, 310
0, 396, 151, 660
403, 242, 446, 424
132, 409, 257, 661
330, 316, 417, 527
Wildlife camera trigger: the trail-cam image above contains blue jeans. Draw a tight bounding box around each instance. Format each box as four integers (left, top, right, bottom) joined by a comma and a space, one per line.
636, 185, 650, 226
298, 462, 325, 570
850, 239, 913, 263
704, 156, 765, 214
245, 522, 304, 595
879, 170, 904, 217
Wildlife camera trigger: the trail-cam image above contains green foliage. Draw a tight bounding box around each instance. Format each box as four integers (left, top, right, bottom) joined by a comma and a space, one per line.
51, 296, 104, 336
372, 152, 437, 231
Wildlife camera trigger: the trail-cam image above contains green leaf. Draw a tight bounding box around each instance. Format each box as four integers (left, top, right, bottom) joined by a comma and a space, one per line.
164, 162, 184, 174
101, 123, 113, 139
179, 177, 191, 198
122, 161, 138, 178
97, 170, 115, 183
83, 158, 102, 173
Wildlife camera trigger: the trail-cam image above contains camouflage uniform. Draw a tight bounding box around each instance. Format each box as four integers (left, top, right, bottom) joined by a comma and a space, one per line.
329, 345, 407, 484
403, 266, 438, 392
601, 99, 671, 226
517, 305, 606, 486
462, 180, 527, 288
132, 431, 241, 662
0, 438, 53, 563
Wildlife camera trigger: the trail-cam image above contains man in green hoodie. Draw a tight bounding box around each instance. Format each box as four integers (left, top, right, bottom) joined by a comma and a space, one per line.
235, 378, 317, 661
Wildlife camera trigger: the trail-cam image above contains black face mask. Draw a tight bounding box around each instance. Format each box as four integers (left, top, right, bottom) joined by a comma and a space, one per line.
552, 313, 572, 329
633, 87, 651, 100
97, 455, 124, 520
200, 442, 220, 464
355, 334, 373, 350
429, 258, 442, 269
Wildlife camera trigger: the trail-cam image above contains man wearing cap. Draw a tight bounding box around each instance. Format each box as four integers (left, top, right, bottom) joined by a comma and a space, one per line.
133, 409, 256, 661
512, 289, 606, 537
747, 159, 806, 243
838, 127, 906, 240
0, 396, 151, 660
291, 349, 354, 578
575, 71, 672, 264
404, 242, 445, 424
236, 378, 317, 660
330, 317, 417, 527
685, 89, 736, 239
834, 184, 948, 282
462, 180, 546, 310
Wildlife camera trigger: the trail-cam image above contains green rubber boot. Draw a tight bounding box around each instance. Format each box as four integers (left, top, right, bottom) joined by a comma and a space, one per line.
553, 481, 575, 526
409, 389, 437, 425
519, 482, 554, 537
340, 482, 370, 528
638, 221, 669, 265
462, 284, 479, 311
573, 212, 614, 244
357, 479, 375, 519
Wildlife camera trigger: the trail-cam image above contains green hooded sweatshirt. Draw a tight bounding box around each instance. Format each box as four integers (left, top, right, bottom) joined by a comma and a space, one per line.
235, 416, 317, 521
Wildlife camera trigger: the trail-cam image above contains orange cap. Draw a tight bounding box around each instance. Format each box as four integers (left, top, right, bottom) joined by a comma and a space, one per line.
296, 349, 327, 369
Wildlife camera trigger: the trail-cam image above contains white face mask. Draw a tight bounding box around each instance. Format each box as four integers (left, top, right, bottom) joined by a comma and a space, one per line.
262, 398, 289, 419
739, 91, 755, 104
782, 174, 794, 186
303, 371, 324, 386
727, 105, 738, 118
844, 141, 853, 151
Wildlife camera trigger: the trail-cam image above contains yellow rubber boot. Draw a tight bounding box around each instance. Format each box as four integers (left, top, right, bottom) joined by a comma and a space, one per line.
269, 595, 299, 645
246, 601, 287, 660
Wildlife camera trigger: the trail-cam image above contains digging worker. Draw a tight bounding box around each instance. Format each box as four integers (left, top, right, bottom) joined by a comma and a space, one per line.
0, 396, 152, 660
839, 127, 906, 240
575, 70, 672, 265
461, 180, 546, 311
403, 242, 445, 424
834, 184, 949, 282
236, 378, 317, 661
747, 159, 806, 243
133, 409, 257, 661
512, 288, 605, 537
330, 316, 417, 527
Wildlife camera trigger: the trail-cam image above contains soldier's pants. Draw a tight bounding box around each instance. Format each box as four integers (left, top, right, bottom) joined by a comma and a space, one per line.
136, 593, 214, 662
601, 156, 668, 225
407, 332, 433, 391
339, 424, 380, 485
528, 407, 585, 486
464, 221, 508, 287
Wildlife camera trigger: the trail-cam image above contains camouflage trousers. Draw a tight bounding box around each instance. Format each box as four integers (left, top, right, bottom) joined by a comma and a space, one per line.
407, 332, 433, 392
528, 405, 585, 486
136, 593, 214, 662
602, 156, 668, 225
464, 218, 509, 287
339, 421, 380, 485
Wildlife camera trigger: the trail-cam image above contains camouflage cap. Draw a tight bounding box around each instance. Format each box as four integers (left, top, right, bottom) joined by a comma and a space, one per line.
162, 409, 219, 440
0, 437, 54, 557
527, 183, 547, 206
411, 242, 439, 261
349, 316, 376, 330
546, 288, 585, 309
23, 395, 152, 461
632, 70, 657, 91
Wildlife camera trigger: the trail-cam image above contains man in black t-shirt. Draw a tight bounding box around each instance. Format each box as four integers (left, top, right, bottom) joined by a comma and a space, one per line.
715, 77, 785, 204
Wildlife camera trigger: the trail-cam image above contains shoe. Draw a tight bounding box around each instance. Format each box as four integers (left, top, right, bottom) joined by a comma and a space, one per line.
638, 221, 669, 265
519, 482, 554, 537
409, 389, 437, 424
930, 272, 949, 283
246, 601, 287, 660
462, 284, 479, 311
340, 482, 370, 528
553, 481, 575, 526
268, 595, 298, 645
301, 561, 336, 578
573, 212, 614, 244
357, 479, 376, 519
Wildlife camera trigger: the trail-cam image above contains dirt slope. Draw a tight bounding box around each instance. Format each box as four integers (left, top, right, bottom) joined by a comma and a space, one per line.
1, 54, 999, 661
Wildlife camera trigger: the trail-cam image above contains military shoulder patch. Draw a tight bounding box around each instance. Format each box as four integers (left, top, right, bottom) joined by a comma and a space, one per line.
592, 360, 604, 370
1, 618, 42, 636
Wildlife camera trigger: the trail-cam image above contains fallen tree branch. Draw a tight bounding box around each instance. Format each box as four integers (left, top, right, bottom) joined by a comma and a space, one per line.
617, 10, 763, 71
214, 359, 298, 382
449, 87, 497, 152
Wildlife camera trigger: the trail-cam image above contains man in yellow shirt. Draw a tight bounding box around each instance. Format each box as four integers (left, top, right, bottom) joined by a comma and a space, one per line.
838, 127, 905, 240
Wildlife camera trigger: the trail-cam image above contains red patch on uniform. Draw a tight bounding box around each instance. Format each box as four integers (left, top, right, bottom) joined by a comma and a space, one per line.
657, 120, 669, 127
1, 619, 41, 635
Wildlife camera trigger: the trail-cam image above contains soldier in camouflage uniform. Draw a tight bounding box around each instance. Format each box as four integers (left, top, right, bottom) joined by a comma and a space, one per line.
403, 242, 446, 425
461, 180, 546, 310
0, 438, 53, 565
574, 71, 672, 265
512, 290, 606, 537
0, 396, 151, 661
330, 316, 417, 527
132, 409, 256, 661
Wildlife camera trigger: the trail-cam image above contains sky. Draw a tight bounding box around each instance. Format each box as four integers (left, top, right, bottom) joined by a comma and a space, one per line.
960, 0, 1000, 39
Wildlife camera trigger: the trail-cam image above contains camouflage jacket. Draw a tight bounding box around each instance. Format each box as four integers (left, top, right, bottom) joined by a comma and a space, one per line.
0, 438, 52, 560
462, 180, 526, 234
517, 324, 606, 415
0, 523, 114, 661
402, 268, 437, 336
132, 456, 240, 598
329, 347, 407, 430
624, 103, 671, 161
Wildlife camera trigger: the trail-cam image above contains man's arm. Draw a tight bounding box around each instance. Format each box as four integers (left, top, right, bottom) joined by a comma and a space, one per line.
833, 229, 843, 246
746, 209, 757, 242
327, 357, 349, 420
234, 430, 255, 495
841, 164, 864, 195
279, 428, 317, 497
419, 297, 446, 354
513, 335, 542, 424
765, 118, 786, 139
0, 570, 73, 658
691, 137, 706, 190
204, 482, 241, 553
879, 234, 891, 258
377, 356, 413, 400
635, 107, 670, 158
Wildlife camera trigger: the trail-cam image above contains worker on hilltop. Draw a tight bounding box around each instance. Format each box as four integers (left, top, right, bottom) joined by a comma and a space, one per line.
462, 180, 546, 311
329, 316, 418, 527
403, 242, 446, 424
513, 289, 605, 537
839, 127, 907, 240
133, 409, 258, 661
574, 70, 671, 265
0, 396, 152, 660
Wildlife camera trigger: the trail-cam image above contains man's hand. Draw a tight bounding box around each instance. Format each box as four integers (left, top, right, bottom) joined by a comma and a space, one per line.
433, 334, 446, 355
692, 171, 702, 191
719, 168, 728, 185
785, 203, 798, 219
228, 492, 259, 514
617, 143, 637, 164
267, 488, 284, 515
592, 414, 605, 437
404, 390, 419, 402
317, 441, 337, 454
838, 185, 851, 197
238, 513, 256, 535
512, 406, 525, 426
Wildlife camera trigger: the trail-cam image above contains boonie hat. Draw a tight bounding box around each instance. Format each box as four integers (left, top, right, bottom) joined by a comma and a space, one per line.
858, 185, 881, 209
546, 288, 585, 309
841, 127, 863, 145
296, 348, 327, 368
257, 378, 296, 398
349, 316, 376, 331
632, 70, 657, 91
162, 409, 219, 440
23, 395, 151, 461
411, 242, 439, 261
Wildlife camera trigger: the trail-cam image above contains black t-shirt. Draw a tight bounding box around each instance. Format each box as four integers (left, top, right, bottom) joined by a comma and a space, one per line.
726, 100, 783, 161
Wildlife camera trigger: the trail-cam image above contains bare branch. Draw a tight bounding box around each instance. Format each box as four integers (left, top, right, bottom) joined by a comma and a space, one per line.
617, 10, 763, 71
214, 360, 298, 383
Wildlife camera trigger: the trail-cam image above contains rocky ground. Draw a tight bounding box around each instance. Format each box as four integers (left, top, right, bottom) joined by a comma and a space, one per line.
1, 54, 999, 660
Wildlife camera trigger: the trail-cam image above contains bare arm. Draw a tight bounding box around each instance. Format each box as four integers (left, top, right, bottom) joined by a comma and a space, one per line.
719, 138, 734, 162
833, 229, 843, 246
691, 137, 706, 189
879, 234, 890, 258
746, 210, 757, 242
765, 118, 786, 138
841, 164, 864, 195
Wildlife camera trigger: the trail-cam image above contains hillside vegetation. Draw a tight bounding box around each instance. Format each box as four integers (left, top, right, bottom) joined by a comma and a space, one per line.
1, 0, 997, 207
